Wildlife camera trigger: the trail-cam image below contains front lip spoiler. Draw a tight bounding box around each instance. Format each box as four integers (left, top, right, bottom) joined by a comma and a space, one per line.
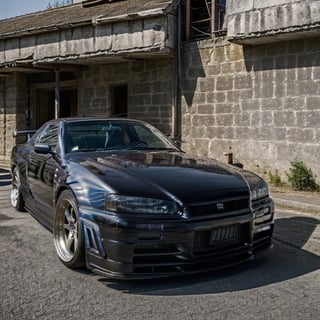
89, 259, 254, 280
88, 242, 272, 280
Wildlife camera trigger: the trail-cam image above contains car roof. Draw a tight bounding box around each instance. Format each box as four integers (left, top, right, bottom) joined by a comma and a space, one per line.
49, 117, 145, 125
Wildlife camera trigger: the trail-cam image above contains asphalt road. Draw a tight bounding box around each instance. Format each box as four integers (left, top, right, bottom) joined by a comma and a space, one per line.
1, 169, 320, 320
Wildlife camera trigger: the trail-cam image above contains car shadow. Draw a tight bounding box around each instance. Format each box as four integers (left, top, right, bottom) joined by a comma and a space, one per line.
0, 168, 11, 187
97, 215, 320, 295
0, 168, 12, 210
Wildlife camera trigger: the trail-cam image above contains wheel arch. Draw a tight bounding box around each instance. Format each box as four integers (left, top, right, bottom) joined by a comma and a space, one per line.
55, 185, 75, 207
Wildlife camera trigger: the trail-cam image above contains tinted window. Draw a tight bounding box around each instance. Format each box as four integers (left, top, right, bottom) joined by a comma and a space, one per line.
63, 120, 176, 153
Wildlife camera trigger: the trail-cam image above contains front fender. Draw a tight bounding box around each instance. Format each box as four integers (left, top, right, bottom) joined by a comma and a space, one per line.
54, 161, 114, 210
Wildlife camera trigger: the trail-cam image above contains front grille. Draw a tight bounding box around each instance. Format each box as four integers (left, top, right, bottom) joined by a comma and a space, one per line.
131, 223, 253, 273
193, 223, 249, 254
188, 197, 249, 218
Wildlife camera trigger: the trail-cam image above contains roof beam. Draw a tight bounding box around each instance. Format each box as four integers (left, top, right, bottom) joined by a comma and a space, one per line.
0, 62, 88, 74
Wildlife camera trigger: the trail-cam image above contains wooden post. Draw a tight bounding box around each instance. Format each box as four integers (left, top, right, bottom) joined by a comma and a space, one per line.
55, 69, 60, 119
211, 0, 216, 35
186, 0, 190, 40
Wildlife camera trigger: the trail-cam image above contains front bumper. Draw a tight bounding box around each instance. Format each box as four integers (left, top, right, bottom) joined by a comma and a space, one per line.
79, 198, 274, 279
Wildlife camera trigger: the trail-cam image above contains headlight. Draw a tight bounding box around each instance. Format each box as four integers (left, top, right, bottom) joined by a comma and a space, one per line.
106, 194, 180, 215
251, 181, 269, 201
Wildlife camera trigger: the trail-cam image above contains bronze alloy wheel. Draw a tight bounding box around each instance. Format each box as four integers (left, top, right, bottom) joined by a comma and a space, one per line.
53, 190, 84, 268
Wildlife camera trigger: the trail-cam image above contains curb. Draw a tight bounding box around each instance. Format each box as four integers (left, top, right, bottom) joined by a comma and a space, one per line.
272, 196, 320, 215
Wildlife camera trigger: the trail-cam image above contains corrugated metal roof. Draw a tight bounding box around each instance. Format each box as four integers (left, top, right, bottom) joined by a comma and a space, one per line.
0, 0, 176, 39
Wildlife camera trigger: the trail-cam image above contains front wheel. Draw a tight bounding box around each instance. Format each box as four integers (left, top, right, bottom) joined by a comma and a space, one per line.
53, 190, 85, 268
10, 167, 25, 212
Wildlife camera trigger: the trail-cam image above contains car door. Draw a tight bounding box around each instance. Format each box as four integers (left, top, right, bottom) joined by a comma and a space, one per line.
27, 122, 59, 225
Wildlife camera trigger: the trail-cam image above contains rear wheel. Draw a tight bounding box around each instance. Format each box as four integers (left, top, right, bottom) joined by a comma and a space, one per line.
10, 167, 25, 212
53, 190, 85, 268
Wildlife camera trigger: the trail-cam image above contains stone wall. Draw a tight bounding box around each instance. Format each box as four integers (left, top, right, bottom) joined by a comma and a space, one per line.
181, 37, 320, 179
0, 73, 27, 163
77, 58, 174, 134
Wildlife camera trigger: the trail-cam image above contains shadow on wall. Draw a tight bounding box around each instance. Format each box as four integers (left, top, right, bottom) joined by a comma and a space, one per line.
243, 37, 320, 72
181, 41, 206, 107
0, 168, 11, 187
180, 37, 320, 109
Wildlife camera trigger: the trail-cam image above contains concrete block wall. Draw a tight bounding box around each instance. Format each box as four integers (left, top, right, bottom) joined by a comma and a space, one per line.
0, 73, 27, 163
226, 0, 320, 44
181, 37, 320, 179
77, 58, 174, 134
0, 16, 174, 66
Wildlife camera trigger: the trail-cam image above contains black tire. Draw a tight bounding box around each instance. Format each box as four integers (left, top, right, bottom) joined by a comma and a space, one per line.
10, 167, 25, 212
53, 190, 85, 268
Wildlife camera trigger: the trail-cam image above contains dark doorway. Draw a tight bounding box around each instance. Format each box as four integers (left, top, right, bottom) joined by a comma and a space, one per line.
111, 85, 128, 117
59, 90, 78, 118
35, 88, 78, 127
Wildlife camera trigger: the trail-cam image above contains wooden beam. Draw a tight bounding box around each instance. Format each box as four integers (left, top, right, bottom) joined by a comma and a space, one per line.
0, 62, 87, 74
31, 79, 78, 89
186, 0, 190, 40
211, 0, 216, 34
32, 62, 88, 72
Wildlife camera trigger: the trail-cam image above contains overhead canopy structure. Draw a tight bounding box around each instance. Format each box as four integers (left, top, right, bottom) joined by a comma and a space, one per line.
0, 0, 178, 75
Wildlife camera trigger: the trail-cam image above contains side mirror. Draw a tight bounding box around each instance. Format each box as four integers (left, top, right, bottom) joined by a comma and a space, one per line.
34, 143, 52, 154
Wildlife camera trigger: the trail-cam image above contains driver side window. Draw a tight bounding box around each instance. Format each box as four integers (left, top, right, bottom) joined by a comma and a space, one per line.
37, 124, 59, 151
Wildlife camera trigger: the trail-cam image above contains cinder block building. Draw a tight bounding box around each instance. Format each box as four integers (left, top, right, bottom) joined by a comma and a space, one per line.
1, 0, 320, 179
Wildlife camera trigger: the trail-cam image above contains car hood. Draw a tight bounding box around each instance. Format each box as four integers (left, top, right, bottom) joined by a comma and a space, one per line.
67, 151, 257, 204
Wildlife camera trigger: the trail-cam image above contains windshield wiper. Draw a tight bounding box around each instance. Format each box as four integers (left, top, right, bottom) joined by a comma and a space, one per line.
76, 146, 179, 152
126, 146, 178, 151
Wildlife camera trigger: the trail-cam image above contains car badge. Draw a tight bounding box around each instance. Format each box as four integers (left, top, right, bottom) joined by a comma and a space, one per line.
216, 202, 224, 211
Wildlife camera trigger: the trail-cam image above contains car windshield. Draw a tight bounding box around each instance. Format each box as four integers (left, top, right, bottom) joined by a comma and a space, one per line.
63, 120, 178, 154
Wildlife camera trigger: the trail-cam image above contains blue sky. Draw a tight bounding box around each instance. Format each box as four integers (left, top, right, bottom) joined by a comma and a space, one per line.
0, 0, 82, 20
0, 0, 48, 19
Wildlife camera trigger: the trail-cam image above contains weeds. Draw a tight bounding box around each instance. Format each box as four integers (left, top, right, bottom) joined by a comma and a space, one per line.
287, 160, 320, 191
268, 170, 285, 187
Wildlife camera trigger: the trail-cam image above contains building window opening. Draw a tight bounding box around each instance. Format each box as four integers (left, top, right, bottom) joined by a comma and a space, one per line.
183, 0, 226, 40
111, 85, 128, 117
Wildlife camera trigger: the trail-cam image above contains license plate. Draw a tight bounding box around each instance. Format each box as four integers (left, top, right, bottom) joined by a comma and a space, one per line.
209, 224, 240, 247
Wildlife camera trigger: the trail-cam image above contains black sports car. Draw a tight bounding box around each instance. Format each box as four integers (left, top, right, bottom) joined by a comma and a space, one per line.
10, 118, 274, 279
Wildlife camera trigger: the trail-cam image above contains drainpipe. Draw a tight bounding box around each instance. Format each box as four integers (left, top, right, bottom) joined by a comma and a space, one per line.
172, 1, 182, 145
185, 0, 190, 40
55, 69, 60, 119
